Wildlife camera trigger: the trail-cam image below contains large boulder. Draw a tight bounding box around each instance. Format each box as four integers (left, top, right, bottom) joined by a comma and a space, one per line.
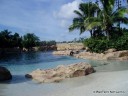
0, 66, 12, 81
25, 62, 95, 83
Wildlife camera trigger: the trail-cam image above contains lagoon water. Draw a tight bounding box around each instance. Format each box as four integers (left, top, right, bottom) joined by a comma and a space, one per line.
0, 52, 128, 96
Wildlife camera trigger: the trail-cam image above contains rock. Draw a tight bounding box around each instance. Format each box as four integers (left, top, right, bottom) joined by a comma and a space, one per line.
53, 43, 84, 56
118, 50, 128, 57
0, 66, 12, 81
25, 62, 95, 83
74, 50, 128, 60
25, 74, 32, 78
53, 50, 80, 56
56, 43, 84, 51
104, 48, 116, 53
85, 47, 90, 52
53, 50, 72, 56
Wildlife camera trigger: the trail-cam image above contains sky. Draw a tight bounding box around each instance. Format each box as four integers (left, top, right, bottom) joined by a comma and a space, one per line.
0, 0, 90, 41
0, 0, 127, 41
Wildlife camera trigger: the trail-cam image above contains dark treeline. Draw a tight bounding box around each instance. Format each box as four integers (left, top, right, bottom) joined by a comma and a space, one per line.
0, 30, 39, 50
0, 30, 22, 48
0, 30, 56, 52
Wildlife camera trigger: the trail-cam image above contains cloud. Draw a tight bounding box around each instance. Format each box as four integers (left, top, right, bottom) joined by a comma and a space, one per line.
54, 0, 83, 28
56, 0, 82, 19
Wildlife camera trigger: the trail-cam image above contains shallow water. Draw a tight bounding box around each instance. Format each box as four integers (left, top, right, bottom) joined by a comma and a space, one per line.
0, 52, 128, 96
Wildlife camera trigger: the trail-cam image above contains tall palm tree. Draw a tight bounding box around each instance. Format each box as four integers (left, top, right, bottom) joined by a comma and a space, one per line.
69, 2, 99, 37
85, 0, 128, 40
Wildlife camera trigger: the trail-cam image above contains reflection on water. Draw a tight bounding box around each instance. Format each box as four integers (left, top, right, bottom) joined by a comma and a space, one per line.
0, 52, 80, 65
0, 52, 128, 96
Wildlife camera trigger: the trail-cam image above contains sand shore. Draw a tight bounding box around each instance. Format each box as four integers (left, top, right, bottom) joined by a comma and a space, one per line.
48, 70, 128, 96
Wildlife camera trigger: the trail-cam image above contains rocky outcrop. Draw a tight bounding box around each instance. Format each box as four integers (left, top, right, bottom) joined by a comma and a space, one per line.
53, 43, 84, 56
56, 43, 84, 51
25, 62, 95, 83
0, 66, 12, 81
53, 50, 79, 56
104, 48, 116, 53
74, 50, 128, 60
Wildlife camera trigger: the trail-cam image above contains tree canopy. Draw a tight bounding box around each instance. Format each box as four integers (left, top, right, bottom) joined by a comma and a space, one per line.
22, 33, 40, 50
69, 0, 128, 40
69, 0, 128, 53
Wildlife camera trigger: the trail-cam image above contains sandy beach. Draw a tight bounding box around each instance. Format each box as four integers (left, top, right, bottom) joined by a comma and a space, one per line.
50, 70, 128, 96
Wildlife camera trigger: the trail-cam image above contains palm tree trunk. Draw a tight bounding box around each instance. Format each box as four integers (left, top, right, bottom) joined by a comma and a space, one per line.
90, 30, 93, 37
106, 31, 110, 40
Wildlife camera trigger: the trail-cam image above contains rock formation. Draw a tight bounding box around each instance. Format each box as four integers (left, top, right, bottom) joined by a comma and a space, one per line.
0, 66, 12, 81
25, 62, 95, 83
56, 43, 84, 51
104, 48, 117, 54
74, 50, 128, 60
53, 50, 79, 56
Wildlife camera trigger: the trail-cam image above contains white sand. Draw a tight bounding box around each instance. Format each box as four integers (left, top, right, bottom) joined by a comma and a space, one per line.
50, 70, 128, 96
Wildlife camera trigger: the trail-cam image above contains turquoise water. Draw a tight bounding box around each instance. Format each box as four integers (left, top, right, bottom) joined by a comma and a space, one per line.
0, 52, 88, 96
0, 52, 128, 96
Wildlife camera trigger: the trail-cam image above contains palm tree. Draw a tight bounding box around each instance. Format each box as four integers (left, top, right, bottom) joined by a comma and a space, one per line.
85, 0, 128, 40
69, 2, 99, 37
22, 33, 40, 51
0, 30, 12, 48
12, 33, 22, 48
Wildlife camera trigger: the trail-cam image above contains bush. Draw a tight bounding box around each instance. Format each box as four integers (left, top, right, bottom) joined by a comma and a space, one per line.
115, 32, 128, 50
83, 37, 109, 53
83, 32, 128, 53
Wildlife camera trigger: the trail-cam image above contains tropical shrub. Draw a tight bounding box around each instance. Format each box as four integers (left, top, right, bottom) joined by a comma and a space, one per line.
83, 37, 109, 53
83, 32, 128, 53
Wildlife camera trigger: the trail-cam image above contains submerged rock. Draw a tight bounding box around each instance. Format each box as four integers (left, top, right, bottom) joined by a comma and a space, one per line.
0, 66, 12, 81
25, 62, 95, 83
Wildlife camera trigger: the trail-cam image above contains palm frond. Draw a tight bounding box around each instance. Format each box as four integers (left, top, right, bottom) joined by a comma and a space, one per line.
112, 7, 128, 17
74, 10, 83, 17
113, 17, 128, 24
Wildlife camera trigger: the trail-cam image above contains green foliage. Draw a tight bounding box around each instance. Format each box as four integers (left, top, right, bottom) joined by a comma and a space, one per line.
0, 30, 41, 50
69, 1, 128, 39
70, 1, 128, 53
39, 40, 56, 46
22, 33, 40, 50
83, 32, 128, 53
0, 30, 22, 48
83, 37, 109, 53
114, 32, 128, 50
69, 2, 99, 37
